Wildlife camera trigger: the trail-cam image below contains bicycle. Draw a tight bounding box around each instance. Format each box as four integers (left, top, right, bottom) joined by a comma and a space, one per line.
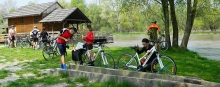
150, 40, 168, 51
21, 35, 34, 48
4, 37, 10, 48
81, 42, 115, 69
16, 36, 24, 48
42, 38, 60, 60
117, 45, 177, 75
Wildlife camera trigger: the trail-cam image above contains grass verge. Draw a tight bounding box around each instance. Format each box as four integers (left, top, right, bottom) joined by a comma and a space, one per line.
0, 45, 219, 86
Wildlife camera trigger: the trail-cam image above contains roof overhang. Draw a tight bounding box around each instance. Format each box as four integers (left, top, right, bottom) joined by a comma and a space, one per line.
40, 8, 91, 24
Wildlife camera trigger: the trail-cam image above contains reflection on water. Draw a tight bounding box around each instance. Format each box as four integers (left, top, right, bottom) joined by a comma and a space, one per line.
107, 34, 220, 61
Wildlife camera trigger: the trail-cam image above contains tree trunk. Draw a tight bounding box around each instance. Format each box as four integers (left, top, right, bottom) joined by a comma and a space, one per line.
180, 0, 198, 50
169, 0, 179, 48
161, 0, 171, 48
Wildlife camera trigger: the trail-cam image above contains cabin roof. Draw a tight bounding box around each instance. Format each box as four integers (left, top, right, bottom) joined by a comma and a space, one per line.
4, 2, 61, 18
39, 8, 91, 23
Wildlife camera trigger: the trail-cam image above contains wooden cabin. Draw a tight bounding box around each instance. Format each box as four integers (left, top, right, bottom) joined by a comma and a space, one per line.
4, 2, 91, 33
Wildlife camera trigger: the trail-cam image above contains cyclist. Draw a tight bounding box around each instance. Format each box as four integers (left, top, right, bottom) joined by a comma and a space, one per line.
82, 25, 94, 66
8, 25, 16, 48
40, 27, 49, 46
57, 28, 77, 69
147, 21, 160, 41
30, 26, 40, 49
135, 38, 156, 72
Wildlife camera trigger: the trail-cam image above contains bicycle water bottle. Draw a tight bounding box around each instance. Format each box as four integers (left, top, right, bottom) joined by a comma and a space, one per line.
141, 57, 147, 64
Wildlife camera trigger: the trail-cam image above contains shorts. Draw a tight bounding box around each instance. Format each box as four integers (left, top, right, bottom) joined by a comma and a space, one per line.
42, 39, 49, 43
10, 36, 15, 41
57, 43, 66, 56
33, 38, 38, 42
86, 44, 93, 50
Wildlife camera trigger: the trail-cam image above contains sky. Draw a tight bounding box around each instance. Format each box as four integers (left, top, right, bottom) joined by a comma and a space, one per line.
0, 0, 93, 8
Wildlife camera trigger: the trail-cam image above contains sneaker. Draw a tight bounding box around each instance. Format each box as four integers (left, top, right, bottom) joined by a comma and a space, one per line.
62, 64, 67, 70
80, 61, 83, 65
88, 61, 95, 66
61, 64, 63, 68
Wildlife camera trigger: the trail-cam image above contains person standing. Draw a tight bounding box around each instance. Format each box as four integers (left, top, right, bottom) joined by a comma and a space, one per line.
30, 26, 40, 49
147, 21, 160, 41
82, 25, 94, 66
57, 28, 77, 69
8, 25, 16, 48
40, 27, 49, 45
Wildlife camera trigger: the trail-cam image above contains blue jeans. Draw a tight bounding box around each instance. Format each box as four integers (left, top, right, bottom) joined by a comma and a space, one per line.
57, 43, 66, 56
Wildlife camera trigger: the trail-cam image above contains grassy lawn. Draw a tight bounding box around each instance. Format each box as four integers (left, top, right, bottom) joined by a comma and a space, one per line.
0, 45, 219, 86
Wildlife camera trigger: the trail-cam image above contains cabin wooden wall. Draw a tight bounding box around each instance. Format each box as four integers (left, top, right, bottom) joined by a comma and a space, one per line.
43, 22, 69, 31
8, 15, 43, 33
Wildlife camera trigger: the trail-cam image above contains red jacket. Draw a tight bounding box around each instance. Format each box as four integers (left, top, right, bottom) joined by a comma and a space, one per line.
83, 31, 94, 44
57, 29, 72, 44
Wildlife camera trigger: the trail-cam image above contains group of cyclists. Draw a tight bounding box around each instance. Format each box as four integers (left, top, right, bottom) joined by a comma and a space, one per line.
7, 20, 161, 72
8, 25, 49, 49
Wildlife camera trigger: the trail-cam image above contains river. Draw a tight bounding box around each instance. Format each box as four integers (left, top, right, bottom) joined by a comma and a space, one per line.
106, 34, 220, 61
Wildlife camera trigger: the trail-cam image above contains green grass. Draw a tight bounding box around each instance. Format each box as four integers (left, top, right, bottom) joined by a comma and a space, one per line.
74, 76, 89, 83
0, 69, 10, 79
5, 74, 75, 87
0, 45, 220, 86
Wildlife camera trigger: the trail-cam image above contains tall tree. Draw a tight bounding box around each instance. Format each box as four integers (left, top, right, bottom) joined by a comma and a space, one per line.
169, 0, 179, 47
69, 0, 86, 12
180, 0, 198, 50
161, 0, 171, 48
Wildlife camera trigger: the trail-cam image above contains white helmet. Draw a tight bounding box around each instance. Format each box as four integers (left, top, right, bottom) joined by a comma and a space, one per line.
33, 26, 37, 28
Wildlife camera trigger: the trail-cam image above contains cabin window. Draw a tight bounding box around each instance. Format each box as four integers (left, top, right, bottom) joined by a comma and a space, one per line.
20, 18, 24, 23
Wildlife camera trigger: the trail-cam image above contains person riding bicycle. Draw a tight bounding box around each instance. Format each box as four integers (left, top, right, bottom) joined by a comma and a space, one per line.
135, 38, 156, 72
147, 21, 160, 41
30, 26, 40, 49
40, 27, 50, 46
8, 25, 16, 48
82, 25, 94, 66
57, 27, 77, 69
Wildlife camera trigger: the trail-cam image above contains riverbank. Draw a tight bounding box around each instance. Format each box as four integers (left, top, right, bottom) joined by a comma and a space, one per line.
0, 47, 219, 87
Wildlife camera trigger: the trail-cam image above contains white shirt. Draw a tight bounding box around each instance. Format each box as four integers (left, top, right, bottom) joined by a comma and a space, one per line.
9, 28, 15, 36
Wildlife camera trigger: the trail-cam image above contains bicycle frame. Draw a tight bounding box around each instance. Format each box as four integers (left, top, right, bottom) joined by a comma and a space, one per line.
127, 46, 165, 70
85, 44, 109, 65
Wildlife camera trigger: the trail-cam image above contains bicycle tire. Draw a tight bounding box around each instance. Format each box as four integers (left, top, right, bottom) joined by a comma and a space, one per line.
94, 53, 115, 69
150, 55, 177, 75
117, 54, 138, 71
82, 54, 89, 64
4, 40, 9, 48
160, 41, 168, 51
21, 41, 30, 48
42, 46, 54, 60
16, 41, 23, 48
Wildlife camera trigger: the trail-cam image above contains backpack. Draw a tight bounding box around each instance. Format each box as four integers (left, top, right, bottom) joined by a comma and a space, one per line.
60, 28, 73, 39
41, 31, 48, 38
32, 30, 39, 38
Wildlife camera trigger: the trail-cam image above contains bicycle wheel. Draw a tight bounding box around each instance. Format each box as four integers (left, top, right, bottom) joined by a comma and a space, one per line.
95, 53, 115, 69
4, 40, 9, 48
160, 41, 168, 51
151, 55, 177, 75
16, 41, 23, 48
82, 53, 89, 64
117, 54, 138, 71
42, 46, 54, 60
21, 41, 30, 48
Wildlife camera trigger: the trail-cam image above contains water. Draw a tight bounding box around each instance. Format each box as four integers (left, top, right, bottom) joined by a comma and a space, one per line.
106, 34, 220, 61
